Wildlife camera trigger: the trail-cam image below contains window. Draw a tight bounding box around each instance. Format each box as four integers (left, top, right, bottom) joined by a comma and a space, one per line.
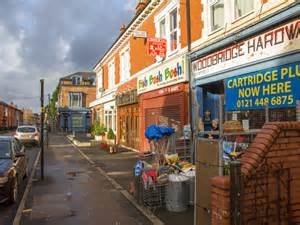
120, 48, 130, 82
234, 0, 253, 18
108, 60, 115, 89
97, 70, 103, 97
69, 93, 82, 108
155, 2, 178, 57
169, 9, 178, 51
72, 76, 81, 85
159, 19, 166, 38
210, 0, 224, 31
104, 109, 116, 132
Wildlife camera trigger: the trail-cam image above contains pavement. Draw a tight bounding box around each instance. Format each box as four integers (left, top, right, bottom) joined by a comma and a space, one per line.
21, 133, 152, 225
78, 140, 194, 225
0, 132, 40, 225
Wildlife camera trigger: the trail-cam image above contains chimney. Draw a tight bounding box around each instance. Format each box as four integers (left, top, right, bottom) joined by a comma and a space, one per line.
136, 0, 147, 15
120, 24, 126, 34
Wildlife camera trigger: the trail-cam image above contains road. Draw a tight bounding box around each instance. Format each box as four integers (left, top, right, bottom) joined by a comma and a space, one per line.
21, 133, 151, 225
0, 132, 40, 225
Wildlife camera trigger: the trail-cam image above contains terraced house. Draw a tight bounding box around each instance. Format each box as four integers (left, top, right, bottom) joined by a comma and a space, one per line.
90, 0, 203, 152
58, 72, 96, 132
90, 0, 300, 224
0, 101, 23, 130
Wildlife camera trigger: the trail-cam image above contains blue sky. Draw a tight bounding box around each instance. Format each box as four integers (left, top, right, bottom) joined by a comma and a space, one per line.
0, 0, 136, 112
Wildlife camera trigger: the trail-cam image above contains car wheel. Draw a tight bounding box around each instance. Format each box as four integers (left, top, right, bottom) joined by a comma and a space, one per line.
8, 178, 18, 203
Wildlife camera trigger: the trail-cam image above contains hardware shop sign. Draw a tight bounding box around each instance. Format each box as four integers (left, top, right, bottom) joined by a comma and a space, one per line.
225, 62, 300, 111
192, 19, 300, 78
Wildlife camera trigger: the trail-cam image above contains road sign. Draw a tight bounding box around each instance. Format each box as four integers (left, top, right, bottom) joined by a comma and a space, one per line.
133, 31, 147, 39
147, 37, 167, 57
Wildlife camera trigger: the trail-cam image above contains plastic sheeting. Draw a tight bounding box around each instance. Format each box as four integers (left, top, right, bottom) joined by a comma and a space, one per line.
145, 125, 175, 142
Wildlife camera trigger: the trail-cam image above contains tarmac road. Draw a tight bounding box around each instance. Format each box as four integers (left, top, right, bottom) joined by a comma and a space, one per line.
21, 133, 152, 225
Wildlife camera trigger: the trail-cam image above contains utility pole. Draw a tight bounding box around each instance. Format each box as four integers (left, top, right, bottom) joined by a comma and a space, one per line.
40, 79, 45, 180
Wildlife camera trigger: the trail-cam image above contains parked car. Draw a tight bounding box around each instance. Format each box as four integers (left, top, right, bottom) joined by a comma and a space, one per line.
0, 137, 27, 203
14, 125, 40, 146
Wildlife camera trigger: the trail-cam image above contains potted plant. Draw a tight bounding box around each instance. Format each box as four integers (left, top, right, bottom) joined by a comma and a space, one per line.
107, 128, 116, 153
91, 122, 106, 141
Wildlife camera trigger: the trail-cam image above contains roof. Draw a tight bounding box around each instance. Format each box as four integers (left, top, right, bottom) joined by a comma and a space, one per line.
60, 72, 96, 81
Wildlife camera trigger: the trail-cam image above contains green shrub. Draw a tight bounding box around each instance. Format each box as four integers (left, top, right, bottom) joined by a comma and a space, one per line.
107, 128, 115, 140
91, 121, 106, 136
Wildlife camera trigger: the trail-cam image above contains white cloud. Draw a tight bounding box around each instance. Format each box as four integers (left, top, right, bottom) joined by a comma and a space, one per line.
0, 24, 23, 73
124, 0, 136, 12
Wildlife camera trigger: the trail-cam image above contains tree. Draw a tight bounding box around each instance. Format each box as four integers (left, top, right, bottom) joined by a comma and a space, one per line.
48, 85, 59, 120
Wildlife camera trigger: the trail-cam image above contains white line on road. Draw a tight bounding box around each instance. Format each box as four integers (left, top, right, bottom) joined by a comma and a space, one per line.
67, 136, 165, 225
13, 150, 41, 225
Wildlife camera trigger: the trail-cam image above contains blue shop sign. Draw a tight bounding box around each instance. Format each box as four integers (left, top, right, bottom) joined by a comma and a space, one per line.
225, 62, 300, 111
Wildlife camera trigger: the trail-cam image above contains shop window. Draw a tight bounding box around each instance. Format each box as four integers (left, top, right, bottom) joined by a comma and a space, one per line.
234, 0, 253, 19
209, 0, 224, 32
169, 9, 178, 52
135, 115, 139, 146
69, 93, 82, 108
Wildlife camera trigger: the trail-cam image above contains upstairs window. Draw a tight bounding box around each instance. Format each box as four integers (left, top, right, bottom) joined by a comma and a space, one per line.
210, 0, 224, 31
234, 0, 253, 18
108, 60, 115, 89
159, 19, 166, 39
97, 70, 103, 96
169, 9, 178, 52
120, 48, 130, 82
72, 76, 81, 85
69, 93, 82, 108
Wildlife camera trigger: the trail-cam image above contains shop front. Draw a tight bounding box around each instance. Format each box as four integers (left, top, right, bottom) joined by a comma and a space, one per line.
191, 17, 300, 224
58, 107, 91, 132
137, 54, 189, 151
116, 89, 139, 150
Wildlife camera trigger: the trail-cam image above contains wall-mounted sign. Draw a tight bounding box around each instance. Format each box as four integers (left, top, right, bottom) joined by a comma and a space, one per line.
133, 31, 147, 39
147, 37, 167, 57
137, 55, 188, 94
225, 62, 300, 111
116, 89, 138, 107
192, 19, 300, 78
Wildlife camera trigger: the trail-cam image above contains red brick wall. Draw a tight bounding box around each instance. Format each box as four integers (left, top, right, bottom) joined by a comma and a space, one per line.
211, 122, 300, 225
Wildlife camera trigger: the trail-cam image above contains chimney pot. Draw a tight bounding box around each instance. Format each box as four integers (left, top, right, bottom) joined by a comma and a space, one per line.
120, 24, 126, 34
136, 0, 147, 15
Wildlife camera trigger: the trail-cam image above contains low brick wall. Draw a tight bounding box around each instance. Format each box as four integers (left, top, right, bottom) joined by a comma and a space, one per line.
211, 122, 300, 225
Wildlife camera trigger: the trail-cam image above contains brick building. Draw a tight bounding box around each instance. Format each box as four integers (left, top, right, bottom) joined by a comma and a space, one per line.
189, 1, 300, 224
90, 0, 203, 151
58, 72, 96, 132
0, 101, 23, 130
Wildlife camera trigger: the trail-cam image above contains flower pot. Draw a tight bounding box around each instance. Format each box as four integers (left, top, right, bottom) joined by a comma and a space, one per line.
95, 135, 102, 141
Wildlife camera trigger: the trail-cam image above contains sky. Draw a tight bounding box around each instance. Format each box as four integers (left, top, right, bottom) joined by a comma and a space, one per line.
0, 0, 136, 112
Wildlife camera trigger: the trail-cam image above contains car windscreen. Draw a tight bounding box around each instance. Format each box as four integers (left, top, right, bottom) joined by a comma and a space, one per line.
0, 141, 11, 159
18, 127, 36, 133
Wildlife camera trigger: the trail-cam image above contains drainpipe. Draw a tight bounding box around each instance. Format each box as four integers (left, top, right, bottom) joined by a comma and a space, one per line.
186, 0, 194, 160
185, 1, 197, 225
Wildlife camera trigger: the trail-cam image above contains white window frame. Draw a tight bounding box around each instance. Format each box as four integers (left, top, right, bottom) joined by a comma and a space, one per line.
119, 45, 130, 83
96, 69, 103, 98
233, 0, 254, 20
154, 0, 180, 58
69, 92, 82, 108
108, 59, 115, 89
71, 75, 82, 85
208, 0, 225, 33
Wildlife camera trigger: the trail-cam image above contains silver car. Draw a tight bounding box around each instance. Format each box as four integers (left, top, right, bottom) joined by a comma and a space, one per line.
14, 126, 40, 146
